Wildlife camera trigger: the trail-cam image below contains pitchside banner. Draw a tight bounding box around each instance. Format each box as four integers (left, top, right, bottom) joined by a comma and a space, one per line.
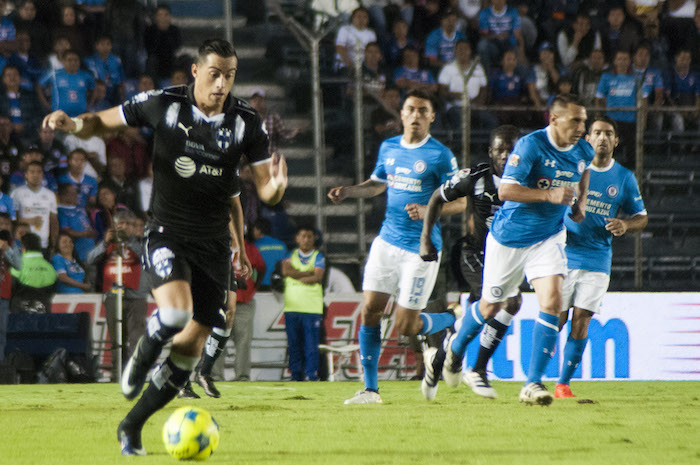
51, 292, 700, 382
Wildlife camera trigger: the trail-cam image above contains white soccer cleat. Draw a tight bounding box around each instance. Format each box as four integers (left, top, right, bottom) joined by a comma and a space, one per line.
463, 369, 498, 399
344, 389, 383, 405
421, 347, 444, 401
519, 382, 554, 406
442, 333, 463, 388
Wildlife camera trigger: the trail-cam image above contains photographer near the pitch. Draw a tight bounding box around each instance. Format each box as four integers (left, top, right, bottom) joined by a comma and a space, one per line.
87, 210, 147, 380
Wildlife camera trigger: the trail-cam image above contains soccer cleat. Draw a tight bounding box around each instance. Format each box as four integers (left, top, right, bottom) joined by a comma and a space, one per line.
344, 389, 383, 405
442, 332, 463, 388
117, 420, 146, 456
178, 380, 200, 399
554, 383, 576, 398
463, 369, 498, 399
196, 372, 221, 398
519, 382, 554, 406
421, 346, 445, 401
121, 337, 152, 401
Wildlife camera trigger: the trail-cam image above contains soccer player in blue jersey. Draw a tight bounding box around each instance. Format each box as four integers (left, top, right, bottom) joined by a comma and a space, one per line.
328, 89, 462, 404
436, 94, 593, 405
555, 116, 647, 399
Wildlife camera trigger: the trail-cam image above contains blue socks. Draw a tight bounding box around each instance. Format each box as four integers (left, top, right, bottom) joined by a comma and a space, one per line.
418, 312, 456, 336
558, 334, 588, 385
359, 325, 381, 392
527, 311, 560, 384
450, 301, 485, 358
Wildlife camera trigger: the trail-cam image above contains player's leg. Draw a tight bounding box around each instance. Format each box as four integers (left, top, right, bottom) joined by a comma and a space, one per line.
196, 289, 237, 398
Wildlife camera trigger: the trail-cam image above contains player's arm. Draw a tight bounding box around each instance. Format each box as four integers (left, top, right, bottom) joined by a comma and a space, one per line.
42, 106, 127, 138
568, 168, 590, 223
419, 188, 456, 261
229, 196, 251, 279
405, 197, 465, 220
499, 182, 576, 205
328, 179, 387, 204
605, 213, 648, 236
281, 259, 315, 279
251, 153, 287, 206
297, 266, 324, 285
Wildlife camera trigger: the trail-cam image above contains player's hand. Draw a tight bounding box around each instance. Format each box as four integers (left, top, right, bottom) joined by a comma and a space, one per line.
568, 198, 586, 223
419, 235, 438, 262
42, 110, 75, 133
605, 218, 628, 236
269, 152, 288, 190
328, 186, 347, 204
238, 253, 253, 280
548, 187, 575, 206
405, 203, 426, 220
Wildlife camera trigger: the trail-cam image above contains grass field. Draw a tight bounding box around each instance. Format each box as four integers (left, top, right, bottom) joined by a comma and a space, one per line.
1, 380, 699, 465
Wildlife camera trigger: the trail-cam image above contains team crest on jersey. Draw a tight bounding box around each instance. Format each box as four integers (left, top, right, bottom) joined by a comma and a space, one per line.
217, 128, 233, 150
151, 247, 175, 279
577, 160, 586, 174
508, 154, 520, 167
174, 156, 196, 178
490, 286, 503, 298
606, 185, 619, 198
413, 160, 427, 174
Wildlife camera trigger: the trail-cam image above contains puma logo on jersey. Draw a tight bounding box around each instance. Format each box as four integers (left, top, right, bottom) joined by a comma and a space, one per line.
483, 192, 496, 202
178, 122, 193, 136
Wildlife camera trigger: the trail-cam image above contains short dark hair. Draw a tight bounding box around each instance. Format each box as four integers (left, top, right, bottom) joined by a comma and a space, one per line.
197, 38, 237, 63
0, 211, 11, 222
26, 160, 43, 170
589, 115, 618, 136
254, 217, 272, 236
490, 125, 520, 146
350, 7, 369, 22
21, 232, 41, 251
404, 89, 436, 112
62, 49, 80, 60
68, 148, 87, 161
1, 64, 20, 78
155, 3, 171, 13
95, 35, 112, 44
549, 93, 585, 111
296, 224, 316, 235
634, 41, 651, 54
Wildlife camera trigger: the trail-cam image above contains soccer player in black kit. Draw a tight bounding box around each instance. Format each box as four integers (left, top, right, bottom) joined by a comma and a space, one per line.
419, 125, 522, 400
43, 39, 288, 456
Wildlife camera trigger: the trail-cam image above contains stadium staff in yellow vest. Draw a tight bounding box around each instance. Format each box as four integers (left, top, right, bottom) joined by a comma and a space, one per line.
282, 225, 325, 381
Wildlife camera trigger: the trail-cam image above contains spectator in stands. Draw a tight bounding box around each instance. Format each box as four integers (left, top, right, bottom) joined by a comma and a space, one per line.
52, 231, 90, 293
0, 65, 44, 144
248, 89, 299, 156
85, 35, 126, 105
87, 210, 147, 373
0, 114, 22, 188
664, 48, 700, 133
393, 45, 438, 99
370, 86, 402, 150
52, 5, 87, 58
252, 217, 288, 291
0, 0, 16, 58
513, 1, 537, 58
0, 175, 14, 218
91, 183, 126, 242
144, 4, 181, 82
9, 146, 57, 193
354, 42, 389, 114
282, 225, 326, 381
10, 0, 52, 60
477, 0, 526, 73
632, 42, 665, 132
557, 14, 603, 69
46, 36, 70, 72
38, 49, 95, 117
34, 125, 66, 175
168, 69, 189, 87
101, 155, 140, 214
87, 79, 111, 113
409, 0, 442, 44
537, 0, 580, 43
381, 19, 415, 74
103, 0, 145, 79
56, 182, 95, 262
8, 30, 44, 92
625, 0, 664, 25
438, 39, 496, 130
62, 130, 106, 179
105, 126, 148, 181
488, 49, 540, 124
573, 48, 608, 106
601, 6, 640, 59
11, 161, 57, 252
9, 232, 56, 313
335, 7, 377, 72
0, 212, 21, 361
596, 49, 647, 167
57, 148, 98, 210
532, 42, 565, 109
424, 10, 467, 70
640, 16, 669, 72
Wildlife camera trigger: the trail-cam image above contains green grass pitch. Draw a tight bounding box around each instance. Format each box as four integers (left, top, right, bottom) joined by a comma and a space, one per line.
1, 381, 699, 465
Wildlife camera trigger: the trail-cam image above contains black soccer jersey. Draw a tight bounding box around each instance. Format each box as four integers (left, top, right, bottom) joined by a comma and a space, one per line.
121, 85, 268, 238
439, 162, 501, 251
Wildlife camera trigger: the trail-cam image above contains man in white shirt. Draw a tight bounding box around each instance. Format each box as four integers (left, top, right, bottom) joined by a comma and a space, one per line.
11, 161, 58, 252
62, 133, 106, 179
335, 7, 377, 71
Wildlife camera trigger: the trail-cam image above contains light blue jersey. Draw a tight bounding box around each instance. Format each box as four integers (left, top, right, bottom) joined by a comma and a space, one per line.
371, 135, 458, 254
564, 160, 646, 274
491, 127, 594, 247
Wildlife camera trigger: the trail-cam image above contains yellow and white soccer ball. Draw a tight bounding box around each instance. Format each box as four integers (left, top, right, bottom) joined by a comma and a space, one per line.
163, 406, 220, 461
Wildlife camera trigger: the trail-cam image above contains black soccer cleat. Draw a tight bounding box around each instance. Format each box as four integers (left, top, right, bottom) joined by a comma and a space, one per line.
196, 373, 221, 398
178, 380, 200, 399
121, 336, 153, 401
117, 420, 146, 456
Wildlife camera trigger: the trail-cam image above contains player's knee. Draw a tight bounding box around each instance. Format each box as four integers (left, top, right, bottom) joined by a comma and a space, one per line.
505, 294, 522, 315
395, 315, 420, 336
148, 307, 192, 342
479, 300, 499, 319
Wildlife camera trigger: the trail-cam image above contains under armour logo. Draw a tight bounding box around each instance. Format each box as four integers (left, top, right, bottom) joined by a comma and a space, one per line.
544, 159, 556, 167
178, 122, 193, 136
483, 192, 496, 201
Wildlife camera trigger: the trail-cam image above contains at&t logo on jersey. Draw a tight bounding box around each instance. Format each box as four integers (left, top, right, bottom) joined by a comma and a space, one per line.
174, 156, 197, 178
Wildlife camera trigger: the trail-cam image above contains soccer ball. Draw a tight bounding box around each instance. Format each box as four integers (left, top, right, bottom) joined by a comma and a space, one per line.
162, 406, 220, 461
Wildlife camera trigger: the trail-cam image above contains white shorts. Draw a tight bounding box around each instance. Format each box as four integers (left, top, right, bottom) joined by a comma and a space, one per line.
362, 236, 441, 310
481, 229, 567, 303
561, 268, 610, 314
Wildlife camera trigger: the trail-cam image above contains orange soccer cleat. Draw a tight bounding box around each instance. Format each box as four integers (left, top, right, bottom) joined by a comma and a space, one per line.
554, 383, 576, 398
